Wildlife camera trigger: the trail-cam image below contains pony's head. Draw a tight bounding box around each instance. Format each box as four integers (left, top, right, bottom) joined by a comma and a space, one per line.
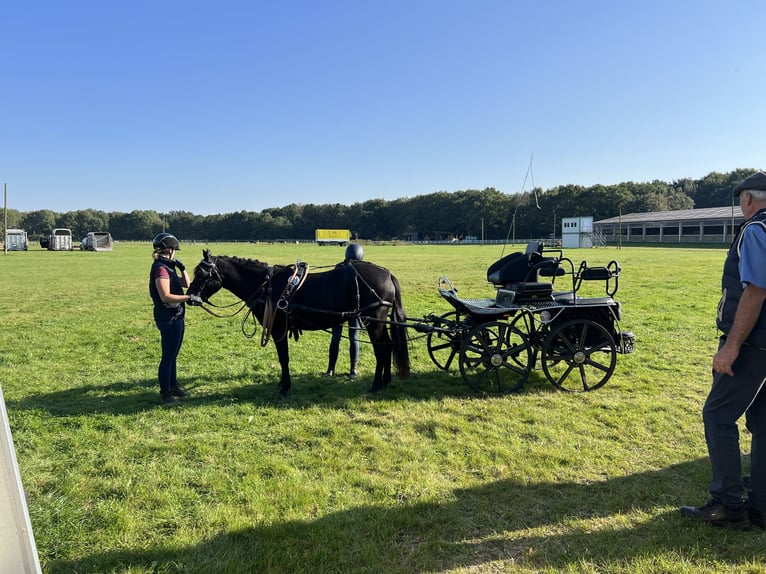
187, 249, 223, 302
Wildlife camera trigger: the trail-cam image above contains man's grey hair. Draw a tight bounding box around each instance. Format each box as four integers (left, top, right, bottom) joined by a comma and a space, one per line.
745, 188, 766, 201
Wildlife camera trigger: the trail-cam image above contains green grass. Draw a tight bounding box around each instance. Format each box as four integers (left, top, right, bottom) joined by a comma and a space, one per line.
2, 242, 764, 573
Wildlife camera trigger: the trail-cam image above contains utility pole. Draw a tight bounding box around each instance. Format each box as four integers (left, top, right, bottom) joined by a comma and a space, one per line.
3, 183, 7, 255
552, 209, 556, 246
618, 206, 622, 250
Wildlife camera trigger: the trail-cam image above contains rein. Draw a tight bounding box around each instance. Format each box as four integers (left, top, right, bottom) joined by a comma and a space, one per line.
190, 255, 270, 338
197, 299, 249, 318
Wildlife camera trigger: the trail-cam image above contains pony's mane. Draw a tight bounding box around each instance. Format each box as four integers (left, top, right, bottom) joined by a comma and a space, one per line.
226, 255, 268, 267
221, 256, 289, 273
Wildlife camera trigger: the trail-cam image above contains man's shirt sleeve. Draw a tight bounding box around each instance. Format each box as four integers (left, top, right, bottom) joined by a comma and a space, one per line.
740, 222, 766, 289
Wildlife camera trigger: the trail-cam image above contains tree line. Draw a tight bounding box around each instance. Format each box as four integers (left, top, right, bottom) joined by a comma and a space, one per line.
4, 169, 754, 243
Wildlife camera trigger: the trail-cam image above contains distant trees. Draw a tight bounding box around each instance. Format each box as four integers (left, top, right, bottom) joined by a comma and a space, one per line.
6, 169, 756, 242
19, 210, 57, 237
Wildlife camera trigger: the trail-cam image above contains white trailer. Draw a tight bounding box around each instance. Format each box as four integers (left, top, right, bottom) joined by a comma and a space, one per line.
81, 231, 113, 251
4, 229, 28, 251
48, 228, 73, 251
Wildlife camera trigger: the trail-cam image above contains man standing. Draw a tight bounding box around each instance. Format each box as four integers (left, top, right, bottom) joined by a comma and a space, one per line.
681, 171, 766, 529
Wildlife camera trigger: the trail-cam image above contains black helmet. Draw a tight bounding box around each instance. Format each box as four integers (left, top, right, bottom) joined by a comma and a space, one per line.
344, 243, 364, 261
153, 233, 180, 250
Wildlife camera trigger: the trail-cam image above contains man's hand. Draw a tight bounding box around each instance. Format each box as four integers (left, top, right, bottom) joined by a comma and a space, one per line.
188, 294, 203, 306
713, 342, 738, 376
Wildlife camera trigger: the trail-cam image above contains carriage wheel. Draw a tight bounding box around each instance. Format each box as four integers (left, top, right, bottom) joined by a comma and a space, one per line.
509, 311, 541, 366
541, 319, 616, 392
458, 321, 533, 395
426, 311, 464, 371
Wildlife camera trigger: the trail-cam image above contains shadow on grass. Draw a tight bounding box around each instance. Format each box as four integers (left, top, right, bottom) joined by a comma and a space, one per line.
6, 367, 560, 417
45, 458, 763, 573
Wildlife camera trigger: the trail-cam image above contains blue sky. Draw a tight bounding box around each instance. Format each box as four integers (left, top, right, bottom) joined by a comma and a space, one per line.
2, 1, 764, 215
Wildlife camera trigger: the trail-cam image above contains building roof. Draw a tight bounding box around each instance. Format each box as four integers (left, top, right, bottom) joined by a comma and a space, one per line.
595, 205, 743, 225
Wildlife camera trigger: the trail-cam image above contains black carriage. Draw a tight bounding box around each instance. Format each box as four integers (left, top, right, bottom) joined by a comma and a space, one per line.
424, 242, 635, 394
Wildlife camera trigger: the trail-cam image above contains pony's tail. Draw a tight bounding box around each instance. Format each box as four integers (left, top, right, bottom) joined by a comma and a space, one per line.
390, 274, 411, 379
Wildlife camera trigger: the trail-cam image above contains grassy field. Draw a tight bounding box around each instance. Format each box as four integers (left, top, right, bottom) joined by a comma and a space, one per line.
1, 241, 764, 573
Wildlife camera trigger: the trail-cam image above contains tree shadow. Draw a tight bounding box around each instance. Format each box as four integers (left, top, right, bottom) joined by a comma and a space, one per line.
45, 458, 764, 573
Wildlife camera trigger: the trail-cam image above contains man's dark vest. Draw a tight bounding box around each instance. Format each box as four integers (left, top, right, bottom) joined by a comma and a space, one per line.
717, 208, 766, 346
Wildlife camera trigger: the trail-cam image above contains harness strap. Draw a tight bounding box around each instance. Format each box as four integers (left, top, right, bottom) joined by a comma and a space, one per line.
263, 260, 396, 346
261, 297, 275, 347
277, 262, 309, 310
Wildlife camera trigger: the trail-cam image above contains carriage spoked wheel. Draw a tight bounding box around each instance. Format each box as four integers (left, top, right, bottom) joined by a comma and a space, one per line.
541, 319, 617, 392
509, 311, 542, 366
426, 311, 465, 371
458, 321, 533, 395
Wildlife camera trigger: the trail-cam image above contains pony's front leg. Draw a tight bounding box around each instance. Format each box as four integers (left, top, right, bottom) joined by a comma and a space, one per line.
274, 339, 292, 395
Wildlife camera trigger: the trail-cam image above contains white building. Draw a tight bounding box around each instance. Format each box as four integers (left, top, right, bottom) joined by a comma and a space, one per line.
561, 216, 596, 248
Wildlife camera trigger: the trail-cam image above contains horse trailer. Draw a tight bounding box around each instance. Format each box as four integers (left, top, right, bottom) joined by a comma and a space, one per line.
81, 231, 113, 251
48, 228, 73, 251
5, 229, 28, 251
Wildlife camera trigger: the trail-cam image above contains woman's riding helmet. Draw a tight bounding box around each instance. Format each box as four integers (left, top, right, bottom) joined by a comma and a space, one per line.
153, 233, 180, 251
344, 243, 364, 261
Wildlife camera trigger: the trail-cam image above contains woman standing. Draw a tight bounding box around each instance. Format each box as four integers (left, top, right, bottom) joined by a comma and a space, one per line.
324, 243, 364, 379
149, 233, 193, 406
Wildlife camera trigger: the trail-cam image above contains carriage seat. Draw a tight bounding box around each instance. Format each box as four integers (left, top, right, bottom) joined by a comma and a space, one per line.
486, 241, 563, 286
486, 242, 545, 286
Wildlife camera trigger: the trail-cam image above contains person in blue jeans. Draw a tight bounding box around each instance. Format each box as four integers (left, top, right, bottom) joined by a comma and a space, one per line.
149, 233, 194, 406
681, 171, 766, 529
324, 243, 364, 379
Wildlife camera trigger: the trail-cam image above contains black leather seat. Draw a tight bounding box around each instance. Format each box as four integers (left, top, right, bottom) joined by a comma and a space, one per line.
486, 242, 545, 286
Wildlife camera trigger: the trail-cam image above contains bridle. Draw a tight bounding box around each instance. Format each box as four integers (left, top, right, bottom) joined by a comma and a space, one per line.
189, 256, 249, 318
189, 255, 273, 339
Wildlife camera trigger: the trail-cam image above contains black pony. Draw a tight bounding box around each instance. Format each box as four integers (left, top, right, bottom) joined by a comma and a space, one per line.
187, 249, 410, 395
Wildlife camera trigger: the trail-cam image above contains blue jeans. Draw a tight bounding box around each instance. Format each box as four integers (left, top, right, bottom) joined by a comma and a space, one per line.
327, 318, 360, 373
156, 318, 185, 394
703, 338, 766, 510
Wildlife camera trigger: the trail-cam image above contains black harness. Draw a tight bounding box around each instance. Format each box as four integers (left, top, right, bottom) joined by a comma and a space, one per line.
190, 257, 394, 344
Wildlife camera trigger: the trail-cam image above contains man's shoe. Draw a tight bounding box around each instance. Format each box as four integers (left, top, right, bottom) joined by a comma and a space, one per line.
170, 386, 188, 398
680, 499, 750, 530
748, 506, 766, 529
322, 370, 334, 378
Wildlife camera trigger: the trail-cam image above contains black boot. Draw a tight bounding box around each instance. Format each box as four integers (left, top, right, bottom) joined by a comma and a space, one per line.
160, 391, 179, 407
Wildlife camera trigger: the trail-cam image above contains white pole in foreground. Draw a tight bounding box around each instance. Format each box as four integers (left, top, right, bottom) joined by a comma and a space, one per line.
0, 385, 42, 574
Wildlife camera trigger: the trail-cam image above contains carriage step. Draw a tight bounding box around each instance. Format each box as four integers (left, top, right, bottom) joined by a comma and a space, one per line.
619, 331, 635, 354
